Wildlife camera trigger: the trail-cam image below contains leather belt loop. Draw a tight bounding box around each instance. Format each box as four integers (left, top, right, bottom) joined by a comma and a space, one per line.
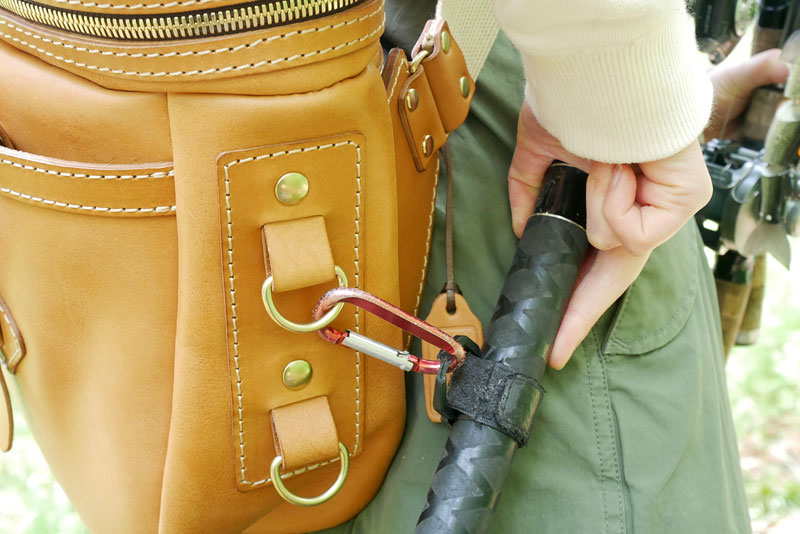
0, 293, 26, 374
270, 396, 340, 472
262, 216, 336, 294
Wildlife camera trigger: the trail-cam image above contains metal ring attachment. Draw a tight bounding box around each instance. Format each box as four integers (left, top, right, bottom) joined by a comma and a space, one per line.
270, 442, 350, 507
262, 265, 348, 333
409, 48, 430, 73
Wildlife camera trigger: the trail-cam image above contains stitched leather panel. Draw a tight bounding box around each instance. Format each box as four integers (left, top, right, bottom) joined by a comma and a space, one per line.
0, 0, 385, 92
0, 160, 177, 531
0, 147, 175, 217
158, 63, 404, 533
218, 134, 364, 490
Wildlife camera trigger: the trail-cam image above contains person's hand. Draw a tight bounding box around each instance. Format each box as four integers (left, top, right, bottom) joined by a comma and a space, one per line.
704, 48, 789, 140
508, 103, 712, 369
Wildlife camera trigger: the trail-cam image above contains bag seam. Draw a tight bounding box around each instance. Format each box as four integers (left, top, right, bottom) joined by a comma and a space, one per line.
0, 157, 176, 213
386, 56, 407, 104
0, 185, 176, 213
0, 158, 173, 179
412, 156, 439, 318
0, 7, 384, 77
222, 140, 361, 487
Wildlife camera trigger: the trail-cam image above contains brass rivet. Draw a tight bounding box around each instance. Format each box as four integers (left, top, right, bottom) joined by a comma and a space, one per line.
459, 76, 470, 98
275, 172, 309, 205
441, 31, 451, 53
282, 360, 312, 389
406, 88, 419, 111
422, 135, 434, 157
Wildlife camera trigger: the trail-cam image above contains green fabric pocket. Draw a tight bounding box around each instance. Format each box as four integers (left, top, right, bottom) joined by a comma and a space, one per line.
602, 222, 700, 356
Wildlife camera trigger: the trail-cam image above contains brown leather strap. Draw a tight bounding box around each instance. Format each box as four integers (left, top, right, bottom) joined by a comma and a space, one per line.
262, 216, 335, 293
442, 145, 458, 313
412, 20, 474, 133
313, 287, 465, 369
270, 396, 340, 472
398, 65, 447, 172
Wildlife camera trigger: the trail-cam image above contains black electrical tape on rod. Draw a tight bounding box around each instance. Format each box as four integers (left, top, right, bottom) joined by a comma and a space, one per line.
415, 163, 589, 534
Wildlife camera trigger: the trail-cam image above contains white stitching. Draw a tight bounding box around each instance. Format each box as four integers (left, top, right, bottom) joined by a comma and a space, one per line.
386, 56, 407, 104
0, 8, 384, 77
0, 186, 176, 213
413, 157, 439, 318
46, 0, 369, 12
0, 5, 381, 59
223, 140, 361, 486
0, 158, 173, 179
0, 158, 176, 213
48, 0, 219, 10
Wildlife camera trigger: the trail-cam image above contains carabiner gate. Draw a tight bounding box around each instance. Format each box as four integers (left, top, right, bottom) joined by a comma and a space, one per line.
311, 288, 465, 374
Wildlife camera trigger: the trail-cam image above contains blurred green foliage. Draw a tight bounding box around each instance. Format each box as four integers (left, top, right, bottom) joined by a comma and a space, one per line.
727, 253, 800, 533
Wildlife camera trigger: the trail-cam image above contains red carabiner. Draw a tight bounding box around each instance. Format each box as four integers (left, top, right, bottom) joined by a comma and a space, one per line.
311, 288, 465, 374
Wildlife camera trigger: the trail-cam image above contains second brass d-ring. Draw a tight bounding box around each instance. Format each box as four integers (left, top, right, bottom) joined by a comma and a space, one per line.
262, 265, 348, 333
270, 442, 350, 507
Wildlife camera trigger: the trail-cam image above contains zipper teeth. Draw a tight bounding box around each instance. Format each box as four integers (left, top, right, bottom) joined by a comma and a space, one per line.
0, 0, 361, 41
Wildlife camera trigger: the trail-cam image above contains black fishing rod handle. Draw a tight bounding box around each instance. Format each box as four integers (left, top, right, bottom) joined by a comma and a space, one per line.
415, 163, 589, 534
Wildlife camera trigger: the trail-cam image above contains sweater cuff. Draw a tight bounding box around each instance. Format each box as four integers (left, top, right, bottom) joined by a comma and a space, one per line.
521, 14, 712, 163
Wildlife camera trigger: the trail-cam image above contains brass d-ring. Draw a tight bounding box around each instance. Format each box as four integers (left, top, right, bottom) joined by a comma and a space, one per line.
262, 265, 348, 333
270, 442, 350, 507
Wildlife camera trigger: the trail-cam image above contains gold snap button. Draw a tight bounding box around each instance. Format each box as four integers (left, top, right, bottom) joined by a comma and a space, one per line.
275, 172, 309, 205
441, 31, 451, 54
459, 76, 470, 98
422, 135, 434, 157
282, 360, 312, 389
406, 88, 419, 111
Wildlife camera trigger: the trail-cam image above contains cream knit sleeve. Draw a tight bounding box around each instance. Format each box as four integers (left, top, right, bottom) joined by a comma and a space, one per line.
493, 0, 713, 163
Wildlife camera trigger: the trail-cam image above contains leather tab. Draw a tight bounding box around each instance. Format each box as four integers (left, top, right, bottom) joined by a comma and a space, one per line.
0, 294, 25, 374
271, 396, 340, 472
0, 294, 19, 453
398, 66, 447, 172
413, 20, 474, 133
262, 216, 335, 293
422, 293, 483, 423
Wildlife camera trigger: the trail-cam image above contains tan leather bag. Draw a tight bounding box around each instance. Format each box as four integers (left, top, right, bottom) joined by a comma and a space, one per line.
0, 1, 473, 531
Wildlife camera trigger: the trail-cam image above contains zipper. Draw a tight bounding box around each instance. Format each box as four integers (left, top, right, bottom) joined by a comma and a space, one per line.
0, 0, 366, 41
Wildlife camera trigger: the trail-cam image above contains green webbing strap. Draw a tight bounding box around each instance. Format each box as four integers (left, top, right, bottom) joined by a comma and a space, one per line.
436, 0, 499, 80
